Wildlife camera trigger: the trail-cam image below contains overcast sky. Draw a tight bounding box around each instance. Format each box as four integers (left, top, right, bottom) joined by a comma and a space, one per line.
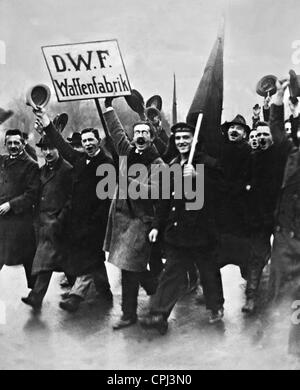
0, 0, 300, 124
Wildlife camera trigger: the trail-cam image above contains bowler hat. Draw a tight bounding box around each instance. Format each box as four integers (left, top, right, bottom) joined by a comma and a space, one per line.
53, 113, 68, 133
125, 89, 145, 117
256, 75, 277, 97
36, 135, 54, 148
171, 122, 195, 134
26, 84, 51, 108
253, 104, 260, 110
289, 70, 300, 98
146, 95, 162, 111
67, 132, 82, 147
146, 106, 161, 121
221, 114, 250, 135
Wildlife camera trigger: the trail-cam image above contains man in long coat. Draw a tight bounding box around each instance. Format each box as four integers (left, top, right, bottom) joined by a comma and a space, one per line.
141, 122, 224, 333
0, 129, 39, 288
266, 79, 300, 355
215, 115, 252, 279
103, 98, 164, 330
33, 108, 113, 312
21, 135, 72, 309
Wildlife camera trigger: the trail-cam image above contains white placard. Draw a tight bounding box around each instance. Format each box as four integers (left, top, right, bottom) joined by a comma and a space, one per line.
42, 39, 131, 102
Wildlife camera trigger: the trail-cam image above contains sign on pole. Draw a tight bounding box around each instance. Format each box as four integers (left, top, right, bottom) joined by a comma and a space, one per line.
42, 39, 131, 102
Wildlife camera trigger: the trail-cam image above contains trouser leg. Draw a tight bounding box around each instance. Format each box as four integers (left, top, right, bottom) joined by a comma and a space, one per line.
149, 242, 164, 278
246, 230, 271, 300
29, 271, 52, 303
68, 274, 93, 300
187, 262, 199, 287
149, 245, 189, 319
92, 251, 111, 294
121, 270, 140, 319
23, 260, 36, 289
195, 248, 224, 311
140, 270, 158, 295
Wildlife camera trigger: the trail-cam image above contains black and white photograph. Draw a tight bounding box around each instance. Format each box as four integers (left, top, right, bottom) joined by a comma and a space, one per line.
1, 0, 300, 372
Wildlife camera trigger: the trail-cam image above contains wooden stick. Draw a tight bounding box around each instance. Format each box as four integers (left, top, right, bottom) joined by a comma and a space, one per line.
187, 113, 203, 164
94, 98, 109, 138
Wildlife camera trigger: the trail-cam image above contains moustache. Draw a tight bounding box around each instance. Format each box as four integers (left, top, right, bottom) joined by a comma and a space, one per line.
229, 131, 239, 137
259, 138, 266, 146
136, 137, 146, 145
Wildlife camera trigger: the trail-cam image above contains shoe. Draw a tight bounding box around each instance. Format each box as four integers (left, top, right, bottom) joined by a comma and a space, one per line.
113, 316, 137, 330
241, 298, 256, 314
59, 295, 82, 312
140, 314, 169, 335
21, 295, 42, 311
208, 308, 224, 324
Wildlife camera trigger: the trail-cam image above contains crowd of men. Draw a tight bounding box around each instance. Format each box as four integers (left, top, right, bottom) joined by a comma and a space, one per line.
0, 77, 300, 353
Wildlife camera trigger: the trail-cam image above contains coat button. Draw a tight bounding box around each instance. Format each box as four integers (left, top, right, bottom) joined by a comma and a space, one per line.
275, 226, 281, 232
174, 222, 177, 227
293, 194, 298, 200
172, 207, 176, 211
290, 231, 295, 238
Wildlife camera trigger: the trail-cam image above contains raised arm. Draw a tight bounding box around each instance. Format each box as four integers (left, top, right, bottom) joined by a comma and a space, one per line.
33, 107, 81, 166
269, 79, 289, 144
103, 98, 133, 156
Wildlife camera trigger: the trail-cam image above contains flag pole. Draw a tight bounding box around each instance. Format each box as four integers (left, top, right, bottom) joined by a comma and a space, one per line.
187, 113, 203, 164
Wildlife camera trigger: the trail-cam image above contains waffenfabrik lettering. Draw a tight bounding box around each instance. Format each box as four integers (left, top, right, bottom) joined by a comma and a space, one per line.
54, 74, 130, 97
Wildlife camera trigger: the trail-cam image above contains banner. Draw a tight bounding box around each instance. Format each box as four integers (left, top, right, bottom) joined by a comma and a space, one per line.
42, 39, 131, 102
186, 21, 224, 158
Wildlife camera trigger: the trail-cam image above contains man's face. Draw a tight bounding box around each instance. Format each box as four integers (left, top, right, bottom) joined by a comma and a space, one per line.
81, 131, 100, 157
249, 130, 259, 150
174, 131, 193, 155
256, 125, 273, 150
41, 146, 59, 164
5, 135, 24, 157
285, 122, 292, 136
228, 124, 245, 142
133, 124, 152, 151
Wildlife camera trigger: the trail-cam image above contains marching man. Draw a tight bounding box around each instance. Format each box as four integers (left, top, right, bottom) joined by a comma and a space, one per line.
141, 122, 225, 334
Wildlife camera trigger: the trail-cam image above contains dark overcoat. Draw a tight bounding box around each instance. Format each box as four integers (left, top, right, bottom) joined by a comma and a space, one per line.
103, 109, 164, 272
43, 122, 113, 276
0, 152, 39, 268
267, 104, 300, 301
32, 157, 72, 274
216, 139, 252, 236
152, 152, 219, 249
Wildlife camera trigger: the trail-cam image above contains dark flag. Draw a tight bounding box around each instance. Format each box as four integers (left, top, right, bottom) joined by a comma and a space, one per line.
186, 20, 224, 158
172, 73, 177, 125
0, 108, 13, 125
